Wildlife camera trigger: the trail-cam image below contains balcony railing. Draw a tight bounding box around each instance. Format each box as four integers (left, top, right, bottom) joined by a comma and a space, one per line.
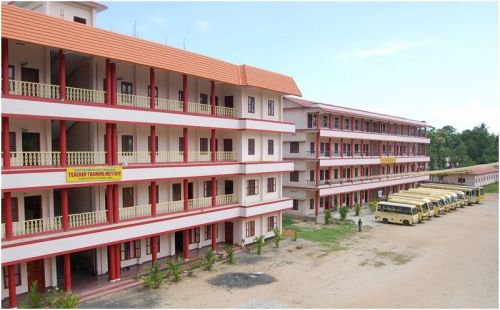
216, 193, 238, 205
156, 151, 185, 163
67, 86, 106, 104
67, 151, 106, 165
12, 217, 62, 236
188, 102, 212, 115
156, 200, 184, 215
69, 210, 107, 228
156, 98, 184, 112
117, 93, 150, 109
216, 105, 236, 118
119, 204, 152, 220
216, 151, 236, 161
305, 171, 429, 187
9, 80, 59, 99
188, 197, 212, 209
9, 151, 60, 166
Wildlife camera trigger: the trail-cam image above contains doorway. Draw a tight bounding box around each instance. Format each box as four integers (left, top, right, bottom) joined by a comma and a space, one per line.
24, 195, 42, 221
224, 180, 234, 195
21, 67, 39, 83
224, 96, 234, 109
22, 132, 41, 165
223, 139, 233, 152
188, 182, 194, 200
27, 260, 45, 290
224, 222, 233, 244
174, 231, 184, 254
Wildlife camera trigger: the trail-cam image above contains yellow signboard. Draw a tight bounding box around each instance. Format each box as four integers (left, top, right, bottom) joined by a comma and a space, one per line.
66, 166, 123, 182
380, 156, 397, 164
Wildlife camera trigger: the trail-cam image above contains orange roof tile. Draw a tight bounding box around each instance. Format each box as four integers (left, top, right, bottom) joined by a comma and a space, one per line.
1, 4, 301, 96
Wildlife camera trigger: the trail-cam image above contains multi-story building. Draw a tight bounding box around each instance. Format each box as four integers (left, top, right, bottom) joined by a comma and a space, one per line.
430, 163, 499, 187
1, 2, 300, 306
282, 97, 431, 217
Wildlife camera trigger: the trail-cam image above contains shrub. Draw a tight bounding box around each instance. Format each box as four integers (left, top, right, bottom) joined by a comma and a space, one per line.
142, 262, 166, 289
166, 257, 183, 282
22, 281, 45, 308
272, 227, 283, 248
354, 203, 361, 216
292, 231, 299, 242
369, 200, 377, 213
339, 206, 349, 221
324, 208, 332, 224
254, 235, 265, 254
204, 248, 217, 271
221, 243, 235, 264
46, 289, 80, 309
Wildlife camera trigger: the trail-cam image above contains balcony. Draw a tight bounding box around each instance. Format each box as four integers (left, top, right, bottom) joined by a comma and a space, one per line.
306, 171, 429, 187
8, 80, 236, 117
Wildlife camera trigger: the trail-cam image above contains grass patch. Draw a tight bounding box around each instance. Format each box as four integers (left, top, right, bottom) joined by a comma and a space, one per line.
282, 216, 295, 228
484, 182, 498, 193
285, 217, 356, 247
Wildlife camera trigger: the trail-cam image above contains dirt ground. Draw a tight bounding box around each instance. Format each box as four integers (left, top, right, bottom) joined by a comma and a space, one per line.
81, 194, 499, 309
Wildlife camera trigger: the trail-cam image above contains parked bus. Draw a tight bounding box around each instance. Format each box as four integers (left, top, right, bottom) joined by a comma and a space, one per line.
388, 197, 430, 221
418, 186, 466, 207
375, 201, 419, 225
391, 194, 435, 217
421, 183, 483, 204
392, 192, 443, 216
402, 189, 450, 212
413, 187, 459, 210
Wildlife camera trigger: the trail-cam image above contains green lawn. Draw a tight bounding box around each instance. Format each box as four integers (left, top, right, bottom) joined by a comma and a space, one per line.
283, 216, 357, 245
484, 182, 499, 193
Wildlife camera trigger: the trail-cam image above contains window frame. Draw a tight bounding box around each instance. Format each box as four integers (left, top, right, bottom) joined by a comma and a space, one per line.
248, 96, 255, 113
289, 171, 299, 182
247, 179, 259, 196
267, 177, 276, 193
245, 221, 255, 237
3, 265, 21, 288
267, 139, 274, 155
248, 139, 255, 155
289, 142, 299, 153
146, 237, 160, 255
121, 135, 134, 152
267, 100, 275, 116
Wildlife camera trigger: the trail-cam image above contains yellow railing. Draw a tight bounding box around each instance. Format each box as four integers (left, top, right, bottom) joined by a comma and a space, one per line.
9, 80, 60, 99
193, 152, 212, 161
216, 151, 236, 161
119, 204, 152, 220
156, 98, 184, 112
156, 201, 184, 215
156, 151, 184, 163
118, 151, 150, 164
188, 102, 211, 115
13, 217, 62, 236
188, 197, 212, 209
216, 105, 236, 117
216, 194, 238, 205
117, 93, 150, 109
69, 210, 108, 228
66, 86, 106, 104
67, 151, 106, 165
9, 151, 60, 166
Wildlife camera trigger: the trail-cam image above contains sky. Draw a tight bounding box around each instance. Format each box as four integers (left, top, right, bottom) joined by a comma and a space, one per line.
97, 1, 499, 133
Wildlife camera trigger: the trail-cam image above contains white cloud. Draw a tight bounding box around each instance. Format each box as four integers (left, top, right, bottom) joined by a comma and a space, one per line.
195, 20, 210, 33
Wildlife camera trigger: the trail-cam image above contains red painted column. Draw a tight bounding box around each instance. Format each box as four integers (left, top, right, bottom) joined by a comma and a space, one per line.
211, 129, 216, 162
340, 138, 344, 158
59, 120, 67, 167
108, 245, 116, 280
340, 115, 344, 130
328, 114, 332, 129
151, 236, 158, 263
183, 229, 190, 260
105, 124, 112, 164
150, 126, 156, 164
351, 117, 354, 131
361, 119, 364, 131
315, 161, 320, 186
106, 185, 113, 224
211, 224, 217, 251
183, 74, 188, 112
151, 181, 157, 216
315, 132, 320, 158
113, 184, 119, 223
328, 166, 332, 185
59, 49, 66, 100
211, 177, 217, 207
149, 67, 155, 110
114, 244, 121, 279
328, 137, 332, 158
314, 191, 319, 217
339, 166, 343, 184
61, 188, 69, 231
183, 179, 189, 212
210, 81, 216, 115
3, 192, 13, 240
111, 63, 117, 106
112, 124, 118, 165
351, 139, 354, 157
183, 127, 188, 162
361, 139, 364, 157
2, 117, 10, 169
105, 59, 111, 105
316, 113, 320, 129
2, 38, 8, 96
378, 141, 382, 156
63, 254, 71, 291
8, 265, 16, 308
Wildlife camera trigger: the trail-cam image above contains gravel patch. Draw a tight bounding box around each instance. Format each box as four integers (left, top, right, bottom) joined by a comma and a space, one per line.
237, 254, 268, 265
208, 272, 276, 288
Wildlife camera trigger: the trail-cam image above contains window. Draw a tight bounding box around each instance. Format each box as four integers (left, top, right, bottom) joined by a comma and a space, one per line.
121, 240, 141, 260
289, 142, 299, 153
247, 179, 259, 196
248, 96, 255, 113
122, 187, 134, 208
307, 114, 317, 128
322, 115, 328, 127
267, 100, 275, 116
310, 170, 315, 181
292, 199, 299, 210
147, 135, 158, 152
267, 178, 276, 193
204, 224, 218, 240
8, 65, 14, 80
267, 216, 277, 231
200, 93, 208, 104
458, 178, 465, 184
289, 171, 299, 182
344, 118, 350, 130
309, 199, 314, 210
245, 221, 255, 237
189, 228, 200, 244
147, 85, 159, 98
355, 120, 360, 130
73, 16, 87, 24
354, 144, 360, 153
121, 135, 133, 152
248, 139, 255, 155
148, 184, 159, 204
268, 139, 274, 155
334, 117, 339, 129
334, 143, 339, 154
146, 237, 160, 255
121, 82, 133, 95
3, 265, 21, 288
178, 90, 184, 101
178, 137, 184, 152
2, 197, 19, 223
200, 138, 209, 152
8, 132, 15, 152
203, 180, 213, 197
172, 183, 182, 201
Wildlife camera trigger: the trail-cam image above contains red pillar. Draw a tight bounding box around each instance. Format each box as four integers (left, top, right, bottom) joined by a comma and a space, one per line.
105, 123, 112, 164
150, 126, 156, 164
315, 161, 320, 186
151, 236, 158, 263
111, 63, 117, 106
351, 139, 354, 157
3, 192, 13, 240
108, 245, 116, 280
183, 127, 188, 162
211, 224, 217, 251
328, 114, 332, 129
8, 265, 16, 308
314, 191, 319, 217
151, 181, 157, 216
149, 67, 155, 110
114, 244, 121, 279
328, 137, 332, 158
59, 120, 67, 167
211, 177, 217, 207
340, 115, 344, 130
351, 117, 354, 131
1, 38, 8, 96
61, 188, 69, 231
316, 113, 320, 129
2, 117, 10, 169
340, 138, 344, 158
111, 124, 118, 165
113, 184, 119, 223
59, 49, 66, 100
361, 139, 364, 157
211, 129, 216, 162
63, 254, 71, 291
315, 132, 320, 158
183, 179, 189, 212
210, 80, 216, 115
105, 59, 111, 105
183, 74, 188, 112
183, 229, 190, 260
106, 185, 113, 224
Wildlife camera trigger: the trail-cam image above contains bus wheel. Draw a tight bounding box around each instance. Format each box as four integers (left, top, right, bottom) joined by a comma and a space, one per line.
383, 218, 388, 224
403, 220, 409, 226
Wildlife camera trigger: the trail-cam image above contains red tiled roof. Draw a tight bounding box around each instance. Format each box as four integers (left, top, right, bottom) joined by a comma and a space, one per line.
1, 4, 301, 96
470, 164, 498, 175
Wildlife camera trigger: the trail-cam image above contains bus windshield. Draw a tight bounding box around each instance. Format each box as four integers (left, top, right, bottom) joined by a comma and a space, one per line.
412, 208, 417, 215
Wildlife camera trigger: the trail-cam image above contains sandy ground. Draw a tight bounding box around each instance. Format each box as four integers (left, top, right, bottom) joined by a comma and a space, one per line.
81, 194, 499, 309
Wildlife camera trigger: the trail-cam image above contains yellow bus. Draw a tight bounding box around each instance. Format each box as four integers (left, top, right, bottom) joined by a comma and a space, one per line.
375, 201, 419, 225
392, 192, 443, 216
388, 197, 430, 221
391, 194, 436, 217
412, 188, 458, 210
421, 183, 482, 204
401, 189, 449, 213
419, 187, 465, 208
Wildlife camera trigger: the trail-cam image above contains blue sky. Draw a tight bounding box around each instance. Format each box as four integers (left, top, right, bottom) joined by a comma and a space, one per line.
97, 1, 499, 133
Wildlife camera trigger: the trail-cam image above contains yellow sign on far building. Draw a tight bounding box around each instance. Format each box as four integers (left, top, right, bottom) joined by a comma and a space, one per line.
66, 166, 123, 182
380, 156, 397, 164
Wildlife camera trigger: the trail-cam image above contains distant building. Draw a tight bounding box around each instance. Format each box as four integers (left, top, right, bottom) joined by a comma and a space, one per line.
430, 163, 499, 187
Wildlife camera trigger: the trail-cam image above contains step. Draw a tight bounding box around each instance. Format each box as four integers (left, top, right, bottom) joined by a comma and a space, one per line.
78, 278, 141, 303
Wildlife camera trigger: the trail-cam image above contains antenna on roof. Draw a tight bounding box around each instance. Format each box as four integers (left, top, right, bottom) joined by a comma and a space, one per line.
183, 38, 186, 50
133, 20, 137, 37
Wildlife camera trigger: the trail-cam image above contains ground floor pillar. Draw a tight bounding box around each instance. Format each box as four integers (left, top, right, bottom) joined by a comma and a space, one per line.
183, 230, 190, 260
64, 254, 71, 291
8, 265, 16, 308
